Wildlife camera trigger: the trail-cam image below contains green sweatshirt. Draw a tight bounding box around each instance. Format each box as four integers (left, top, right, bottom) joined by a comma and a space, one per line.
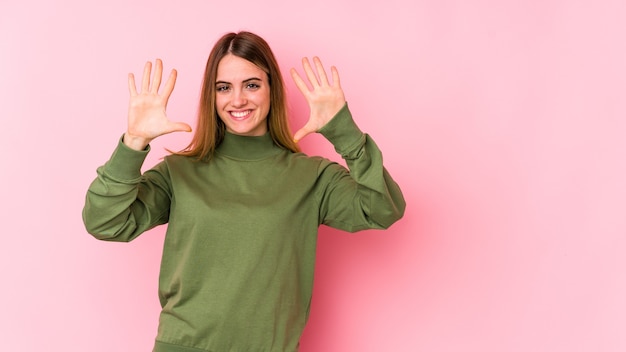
83, 105, 405, 352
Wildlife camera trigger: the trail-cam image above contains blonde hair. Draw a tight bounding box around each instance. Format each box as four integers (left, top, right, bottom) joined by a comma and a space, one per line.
175, 31, 299, 160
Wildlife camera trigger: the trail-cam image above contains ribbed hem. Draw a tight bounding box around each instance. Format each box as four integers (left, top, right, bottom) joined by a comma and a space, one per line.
103, 135, 150, 181
153, 340, 211, 352
153, 339, 299, 352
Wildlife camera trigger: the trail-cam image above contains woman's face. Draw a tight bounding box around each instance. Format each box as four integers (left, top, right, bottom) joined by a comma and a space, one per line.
215, 54, 271, 136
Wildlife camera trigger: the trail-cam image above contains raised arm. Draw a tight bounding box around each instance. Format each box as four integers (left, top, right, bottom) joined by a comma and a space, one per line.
290, 57, 406, 231
83, 60, 185, 241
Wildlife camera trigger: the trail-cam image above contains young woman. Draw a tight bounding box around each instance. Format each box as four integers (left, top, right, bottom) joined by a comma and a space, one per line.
83, 31, 405, 352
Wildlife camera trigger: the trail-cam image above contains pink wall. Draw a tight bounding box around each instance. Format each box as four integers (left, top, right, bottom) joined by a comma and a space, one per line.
2, 0, 625, 351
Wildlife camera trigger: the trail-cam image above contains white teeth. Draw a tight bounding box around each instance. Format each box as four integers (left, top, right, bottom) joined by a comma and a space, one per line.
231, 111, 250, 118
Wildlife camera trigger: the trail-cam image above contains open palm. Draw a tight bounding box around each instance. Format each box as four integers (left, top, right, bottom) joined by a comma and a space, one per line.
290, 57, 346, 142
124, 59, 191, 150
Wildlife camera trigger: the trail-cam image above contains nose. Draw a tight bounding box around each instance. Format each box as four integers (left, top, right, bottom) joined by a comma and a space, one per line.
232, 88, 247, 107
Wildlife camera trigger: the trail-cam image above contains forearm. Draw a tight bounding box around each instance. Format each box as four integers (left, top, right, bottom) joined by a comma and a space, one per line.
82, 137, 168, 242
318, 104, 406, 230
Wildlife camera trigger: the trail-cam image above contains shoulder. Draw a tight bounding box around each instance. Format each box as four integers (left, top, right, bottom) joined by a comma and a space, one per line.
158, 154, 206, 172
286, 151, 329, 165
285, 151, 347, 177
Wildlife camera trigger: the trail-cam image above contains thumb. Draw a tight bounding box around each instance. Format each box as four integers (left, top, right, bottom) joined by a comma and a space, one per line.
166, 121, 193, 134
293, 125, 315, 143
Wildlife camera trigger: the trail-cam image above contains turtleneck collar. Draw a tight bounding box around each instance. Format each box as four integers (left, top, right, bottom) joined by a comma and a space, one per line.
215, 132, 283, 160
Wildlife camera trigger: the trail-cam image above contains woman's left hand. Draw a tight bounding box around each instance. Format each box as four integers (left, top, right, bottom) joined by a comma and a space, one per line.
290, 57, 346, 142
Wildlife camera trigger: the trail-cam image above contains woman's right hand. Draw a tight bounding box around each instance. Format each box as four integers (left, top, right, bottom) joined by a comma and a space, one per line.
124, 59, 192, 150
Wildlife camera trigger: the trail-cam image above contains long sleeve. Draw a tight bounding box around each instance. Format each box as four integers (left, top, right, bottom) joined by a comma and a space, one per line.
82, 137, 172, 242
316, 103, 406, 232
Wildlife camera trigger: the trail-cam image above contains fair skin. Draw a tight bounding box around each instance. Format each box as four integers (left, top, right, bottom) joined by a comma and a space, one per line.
123, 56, 345, 150
215, 54, 271, 136
290, 56, 346, 142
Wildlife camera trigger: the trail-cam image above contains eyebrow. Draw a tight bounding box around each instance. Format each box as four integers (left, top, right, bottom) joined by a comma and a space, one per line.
215, 77, 263, 85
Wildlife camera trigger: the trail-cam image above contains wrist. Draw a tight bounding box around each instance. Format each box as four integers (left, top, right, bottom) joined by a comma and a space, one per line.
123, 133, 151, 151
318, 103, 364, 153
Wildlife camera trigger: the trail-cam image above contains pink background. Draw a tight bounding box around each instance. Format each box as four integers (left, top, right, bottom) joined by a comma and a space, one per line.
2, 0, 626, 351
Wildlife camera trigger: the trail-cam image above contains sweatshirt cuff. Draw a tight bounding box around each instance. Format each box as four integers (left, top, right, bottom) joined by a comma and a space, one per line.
318, 103, 364, 154
102, 135, 151, 181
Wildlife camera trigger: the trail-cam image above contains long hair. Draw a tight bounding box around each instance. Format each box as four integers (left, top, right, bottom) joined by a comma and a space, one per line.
175, 31, 300, 160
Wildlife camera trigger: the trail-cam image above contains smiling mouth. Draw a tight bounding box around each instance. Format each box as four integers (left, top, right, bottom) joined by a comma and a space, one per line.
230, 110, 251, 120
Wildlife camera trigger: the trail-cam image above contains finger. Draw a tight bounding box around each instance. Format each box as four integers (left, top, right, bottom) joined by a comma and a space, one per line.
151, 59, 163, 93
330, 65, 341, 88
290, 68, 311, 96
302, 57, 320, 87
162, 69, 178, 103
141, 61, 152, 93
128, 73, 138, 96
312, 56, 329, 86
